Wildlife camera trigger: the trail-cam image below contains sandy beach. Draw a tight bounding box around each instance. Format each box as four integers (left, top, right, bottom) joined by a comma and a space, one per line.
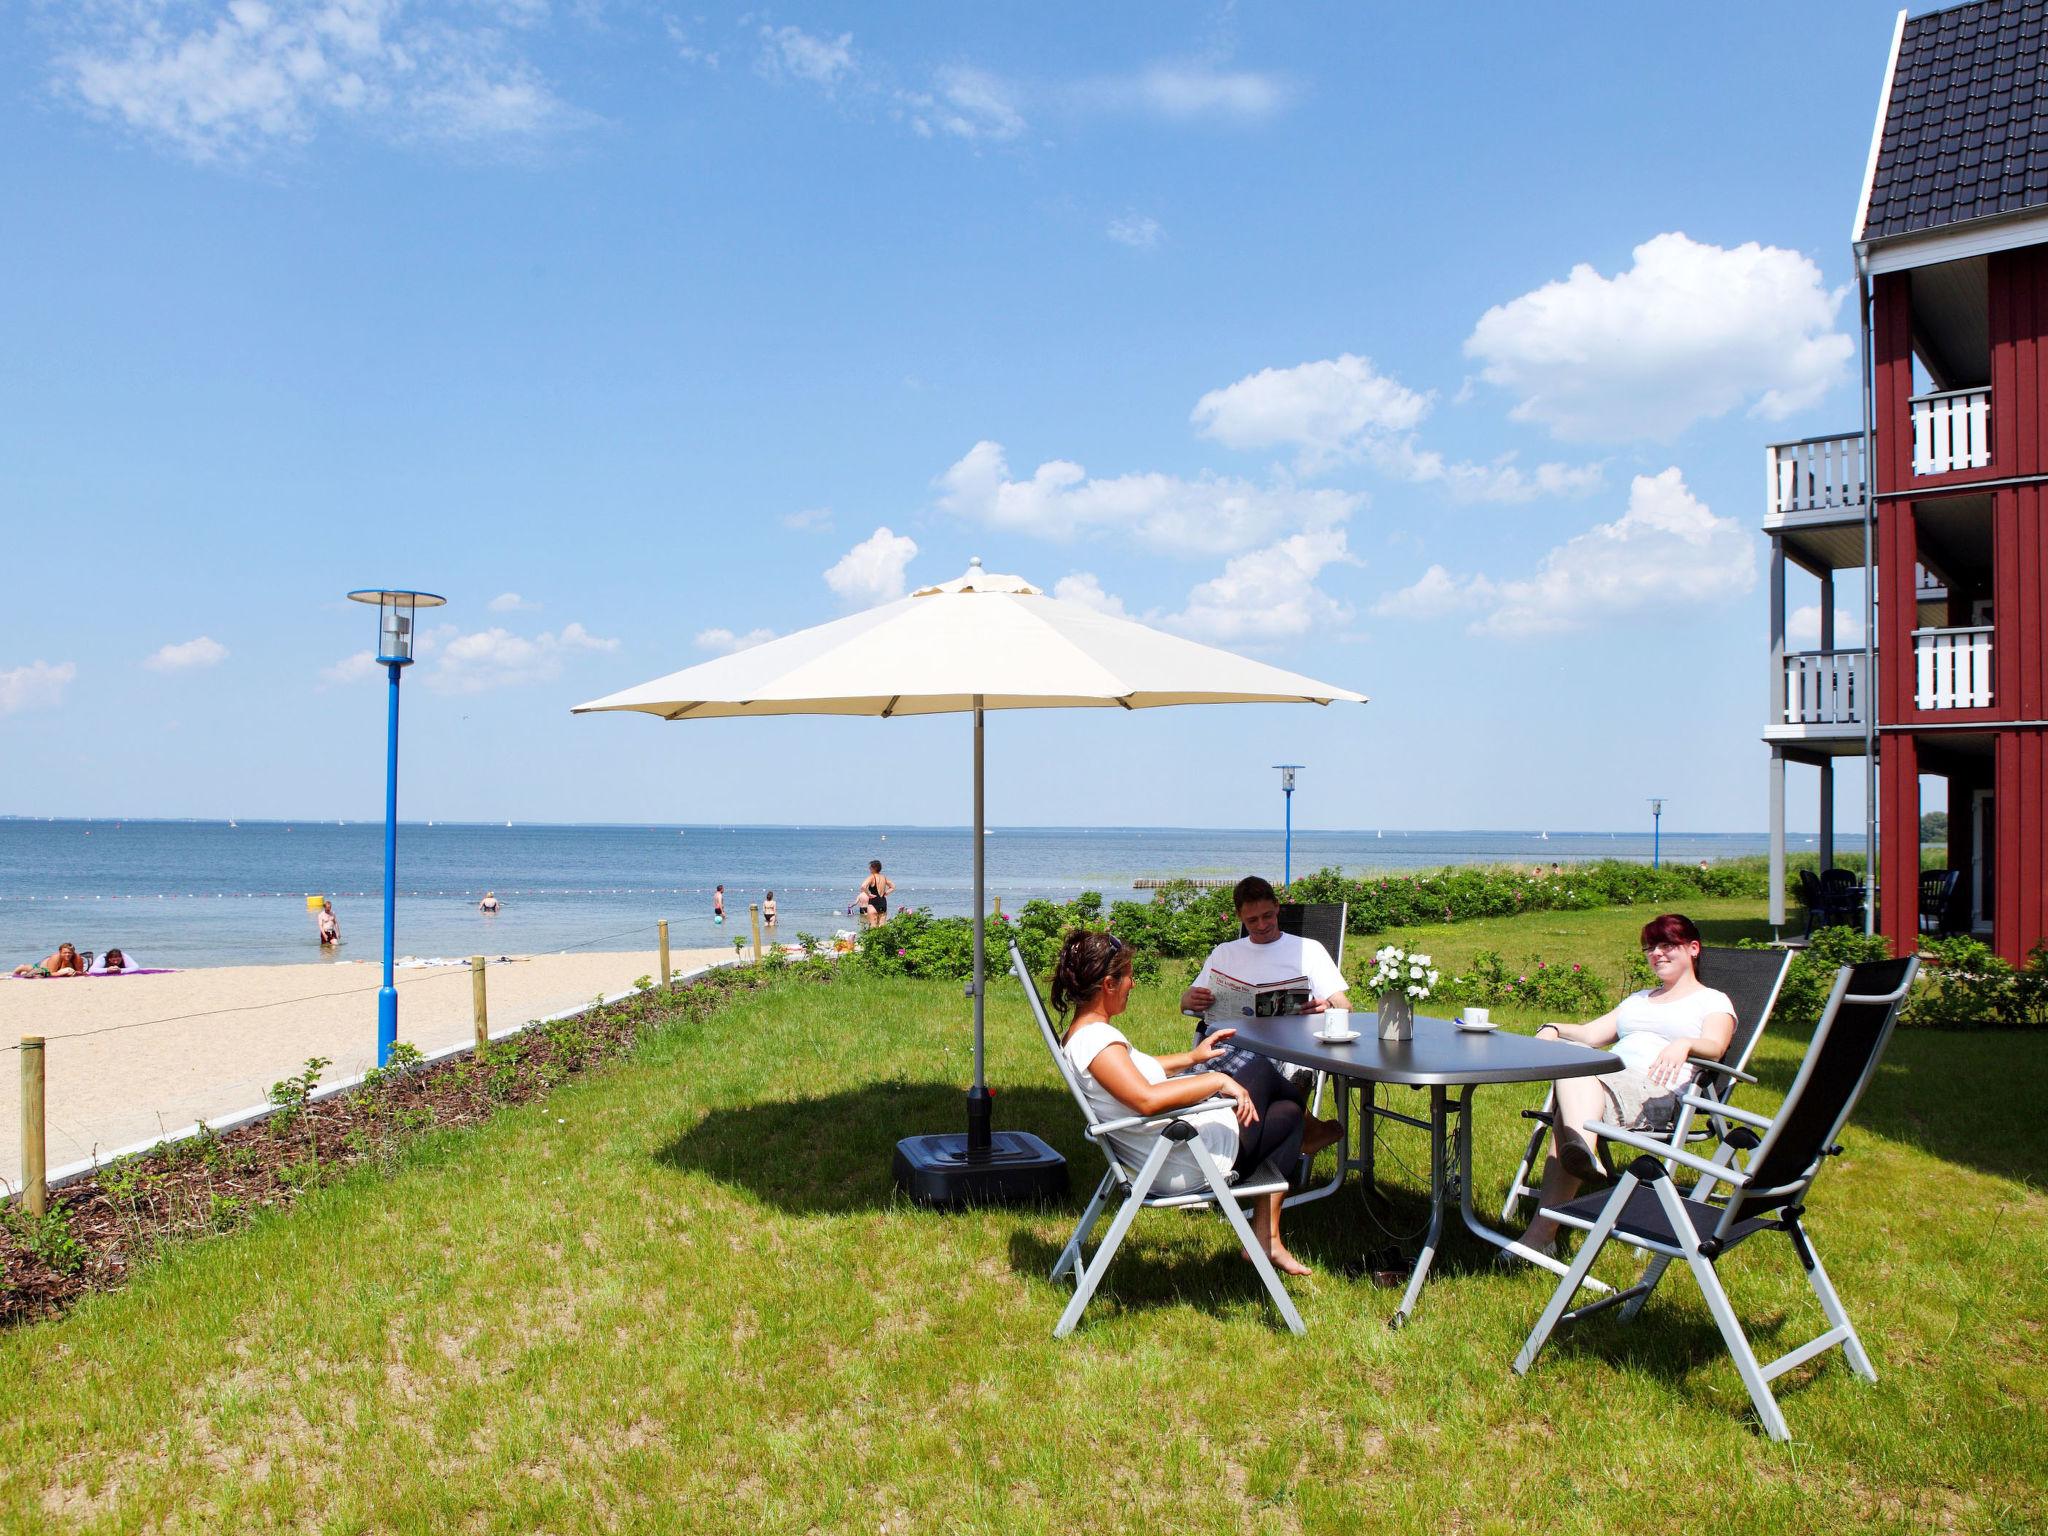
0, 948, 733, 1187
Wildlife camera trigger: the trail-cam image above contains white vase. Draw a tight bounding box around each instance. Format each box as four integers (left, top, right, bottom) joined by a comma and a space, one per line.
1377, 990, 1414, 1041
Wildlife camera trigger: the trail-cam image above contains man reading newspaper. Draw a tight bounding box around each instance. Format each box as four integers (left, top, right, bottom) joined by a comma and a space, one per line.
1176, 875, 1348, 1163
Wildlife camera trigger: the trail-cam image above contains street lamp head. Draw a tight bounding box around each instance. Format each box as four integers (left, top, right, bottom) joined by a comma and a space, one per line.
1649, 797, 1665, 817
348, 589, 446, 665
1273, 763, 1304, 793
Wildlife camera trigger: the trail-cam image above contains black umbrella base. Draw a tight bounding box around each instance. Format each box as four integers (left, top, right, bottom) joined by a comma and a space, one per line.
893, 1131, 1068, 1209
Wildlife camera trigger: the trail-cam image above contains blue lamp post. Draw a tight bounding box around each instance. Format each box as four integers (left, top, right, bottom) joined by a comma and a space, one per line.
347, 588, 446, 1067
1274, 764, 1304, 887
1649, 796, 1666, 870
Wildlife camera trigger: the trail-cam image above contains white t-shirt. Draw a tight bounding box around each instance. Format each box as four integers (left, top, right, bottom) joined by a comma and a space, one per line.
1063, 1020, 1239, 1195
1193, 934, 1347, 1001
1611, 986, 1736, 1081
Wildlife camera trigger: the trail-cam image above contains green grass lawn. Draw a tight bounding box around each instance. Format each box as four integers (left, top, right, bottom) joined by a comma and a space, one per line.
2, 912, 2043, 1534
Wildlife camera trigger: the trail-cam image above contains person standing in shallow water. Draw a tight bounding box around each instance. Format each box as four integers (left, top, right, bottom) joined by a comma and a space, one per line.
860, 861, 894, 929
713, 885, 725, 925
762, 891, 778, 927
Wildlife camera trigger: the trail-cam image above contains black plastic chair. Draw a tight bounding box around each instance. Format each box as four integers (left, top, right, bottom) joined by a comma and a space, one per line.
1795, 868, 1825, 938
1919, 869, 1961, 935
1513, 956, 1918, 1442
1819, 867, 1866, 930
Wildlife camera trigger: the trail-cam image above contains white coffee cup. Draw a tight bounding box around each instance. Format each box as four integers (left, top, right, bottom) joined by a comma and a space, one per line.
1322, 1007, 1353, 1036
1461, 1006, 1491, 1027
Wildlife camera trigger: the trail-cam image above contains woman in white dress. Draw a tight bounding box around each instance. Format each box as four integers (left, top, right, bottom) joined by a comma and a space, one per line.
1517, 913, 1736, 1255
1054, 929, 1315, 1276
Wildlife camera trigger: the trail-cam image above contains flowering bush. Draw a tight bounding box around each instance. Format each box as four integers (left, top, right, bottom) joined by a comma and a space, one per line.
1446, 951, 1611, 1015
1368, 945, 1440, 1001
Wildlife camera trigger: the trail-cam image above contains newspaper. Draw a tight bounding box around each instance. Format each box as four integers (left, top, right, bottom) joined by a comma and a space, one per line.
1202, 968, 1313, 1032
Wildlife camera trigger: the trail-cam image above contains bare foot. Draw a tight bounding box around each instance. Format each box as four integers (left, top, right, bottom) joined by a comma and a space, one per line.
1266, 1243, 1313, 1276
1301, 1116, 1343, 1159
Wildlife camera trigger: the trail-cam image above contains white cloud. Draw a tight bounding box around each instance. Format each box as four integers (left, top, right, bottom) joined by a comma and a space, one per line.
1788, 604, 1863, 648
695, 626, 778, 655
1192, 352, 1603, 498
897, 65, 1026, 141
757, 24, 856, 88
1079, 63, 1290, 122
51, 0, 580, 162
1051, 573, 1129, 618
487, 592, 537, 613
1465, 232, 1855, 442
1107, 214, 1161, 249
782, 506, 833, 531
143, 635, 229, 672
320, 649, 381, 687
1164, 531, 1357, 642
424, 620, 619, 694
824, 527, 919, 608
936, 440, 1359, 557
1373, 468, 1755, 637
0, 660, 77, 715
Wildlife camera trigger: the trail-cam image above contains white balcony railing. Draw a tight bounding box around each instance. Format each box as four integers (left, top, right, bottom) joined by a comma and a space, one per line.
1912, 387, 1991, 476
1768, 433, 1865, 516
1783, 650, 1865, 726
1915, 626, 1993, 709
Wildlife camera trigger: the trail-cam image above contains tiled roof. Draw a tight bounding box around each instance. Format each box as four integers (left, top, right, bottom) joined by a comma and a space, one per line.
1862, 0, 2048, 241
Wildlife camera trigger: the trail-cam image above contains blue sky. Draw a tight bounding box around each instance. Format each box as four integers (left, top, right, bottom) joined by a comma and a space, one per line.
2, 1, 1908, 834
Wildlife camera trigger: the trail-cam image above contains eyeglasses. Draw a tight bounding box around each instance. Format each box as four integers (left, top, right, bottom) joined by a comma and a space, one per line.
1643, 942, 1692, 956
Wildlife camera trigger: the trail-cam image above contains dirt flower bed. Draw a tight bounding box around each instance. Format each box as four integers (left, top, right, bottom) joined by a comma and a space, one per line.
0, 961, 811, 1327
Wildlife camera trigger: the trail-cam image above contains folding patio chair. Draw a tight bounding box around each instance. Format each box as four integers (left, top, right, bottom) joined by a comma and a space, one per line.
1500, 947, 1793, 1222
1012, 939, 1305, 1338
1512, 956, 1917, 1442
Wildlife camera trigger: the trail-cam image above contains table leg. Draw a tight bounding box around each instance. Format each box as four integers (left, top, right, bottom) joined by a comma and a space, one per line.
1388, 1085, 1449, 1329
1360, 1080, 1378, 1201
1455, 1083, 1612, 1290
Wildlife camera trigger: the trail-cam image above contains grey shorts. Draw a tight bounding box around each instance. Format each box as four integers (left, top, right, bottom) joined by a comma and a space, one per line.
1599, 1065, 1690, 1135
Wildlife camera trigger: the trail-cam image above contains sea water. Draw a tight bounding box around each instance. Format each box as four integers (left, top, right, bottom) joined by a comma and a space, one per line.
0, 819, 1850, 969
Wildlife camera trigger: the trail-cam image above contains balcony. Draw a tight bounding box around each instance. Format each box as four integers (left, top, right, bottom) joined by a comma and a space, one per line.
1768, 432, 1866, 520
1914, 626, 1993, 709
1912, 387, 1991, 476
1782, 649, 1865, 729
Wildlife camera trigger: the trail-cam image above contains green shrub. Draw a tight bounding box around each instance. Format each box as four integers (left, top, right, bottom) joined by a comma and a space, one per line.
1441, 950, 1611, 1016
1743, 927, 1894, 1029
1907, 934, 2022, 1028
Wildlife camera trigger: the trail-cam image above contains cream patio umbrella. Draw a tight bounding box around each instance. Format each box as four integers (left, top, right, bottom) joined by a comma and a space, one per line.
574, 559, 1368, 1204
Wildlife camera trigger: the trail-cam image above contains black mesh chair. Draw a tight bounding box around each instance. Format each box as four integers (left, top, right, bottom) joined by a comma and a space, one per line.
1512, 956, 1918, 1442
1795, 868, 1826, 938
1499, 947, 1793, 1222
1918, 869, 1961, 935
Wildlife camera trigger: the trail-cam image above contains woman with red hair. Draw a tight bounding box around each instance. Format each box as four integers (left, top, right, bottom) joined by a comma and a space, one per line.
1517, 913, 1736, 1255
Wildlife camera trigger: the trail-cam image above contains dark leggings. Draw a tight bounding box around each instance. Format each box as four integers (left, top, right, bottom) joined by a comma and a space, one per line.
1216, 1054, 1308, 1176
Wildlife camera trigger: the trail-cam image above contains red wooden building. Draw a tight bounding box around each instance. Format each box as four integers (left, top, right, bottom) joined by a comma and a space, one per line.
1766, 0, 2048, 961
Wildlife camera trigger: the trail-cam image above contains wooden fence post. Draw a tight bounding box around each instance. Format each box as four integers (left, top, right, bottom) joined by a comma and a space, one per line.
750, 903, 763, 963
471, 956, 488, 1052
21, 1037, 45, 1219
658, 919, 671, 989
993, 896, 1002, 919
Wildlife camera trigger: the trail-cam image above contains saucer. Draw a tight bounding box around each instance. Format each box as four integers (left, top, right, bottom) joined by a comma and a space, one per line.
1312, 1027, 1361, 1043
1454, 1020, 1500, 1033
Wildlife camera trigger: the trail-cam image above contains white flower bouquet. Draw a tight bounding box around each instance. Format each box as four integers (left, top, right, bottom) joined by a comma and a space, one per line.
1369, 945, 1441, 1001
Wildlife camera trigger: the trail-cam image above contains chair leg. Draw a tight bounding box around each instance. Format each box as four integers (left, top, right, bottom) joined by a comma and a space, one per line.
1513, 1168, 1639, 1376
1618, 1255, 1674, 1322
1653, 1181, 1791, 1442
1793, 1221, 1876, 1382
1054, 1171, 1118, 1283
1499, 1094, 1555, 1224
1055, 1142, 1169, 1338
1187, 1138, 1305, 1335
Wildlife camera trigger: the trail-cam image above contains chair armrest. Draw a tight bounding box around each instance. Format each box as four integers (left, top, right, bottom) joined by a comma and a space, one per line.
1088, 1098, 1238, 1137
1583, 1119, 1750, 1187
1679, 1093, 1773, 1130
1687, 1057, 1756, 1085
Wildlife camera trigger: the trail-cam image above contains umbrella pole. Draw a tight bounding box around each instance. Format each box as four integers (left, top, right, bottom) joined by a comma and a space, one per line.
967, 696, 993, 1154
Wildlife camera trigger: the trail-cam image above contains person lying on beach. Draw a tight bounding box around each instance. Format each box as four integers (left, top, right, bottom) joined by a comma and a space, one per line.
1515, 912, 1735, 1256
13, 943, 86, 978
90, 948, 136, 974
1178, 875, 1345, 1164
1054, 929, 1317, 1276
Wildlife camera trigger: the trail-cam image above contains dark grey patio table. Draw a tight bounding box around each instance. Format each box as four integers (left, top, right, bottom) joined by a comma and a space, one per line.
1228, 1012, 1620, 1327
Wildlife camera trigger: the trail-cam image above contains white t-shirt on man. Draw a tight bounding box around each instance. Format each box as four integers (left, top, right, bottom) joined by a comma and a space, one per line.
1193, 933, 1347, 1001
